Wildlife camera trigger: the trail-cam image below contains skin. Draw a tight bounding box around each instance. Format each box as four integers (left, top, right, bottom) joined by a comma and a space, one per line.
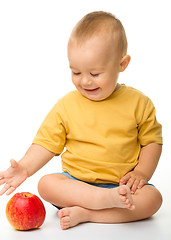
0, 31, 163, 230
68, 33, 130, 102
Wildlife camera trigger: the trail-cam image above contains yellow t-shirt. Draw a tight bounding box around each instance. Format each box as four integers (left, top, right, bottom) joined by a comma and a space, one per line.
33, 84, 163, 184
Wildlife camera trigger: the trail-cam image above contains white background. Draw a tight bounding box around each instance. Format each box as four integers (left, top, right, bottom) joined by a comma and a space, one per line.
0, 0, 171, 239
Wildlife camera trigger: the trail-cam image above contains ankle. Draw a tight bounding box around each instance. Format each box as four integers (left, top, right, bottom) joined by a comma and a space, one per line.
97, 188, 115, 209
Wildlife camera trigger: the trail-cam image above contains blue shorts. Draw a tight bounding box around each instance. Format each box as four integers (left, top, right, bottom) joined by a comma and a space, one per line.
52, 172, 155, 209
56, 172, 155, 189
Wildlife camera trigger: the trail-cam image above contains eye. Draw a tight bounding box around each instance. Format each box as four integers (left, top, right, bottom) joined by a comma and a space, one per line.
90, 73, 99, 77
72, 72, 81, 76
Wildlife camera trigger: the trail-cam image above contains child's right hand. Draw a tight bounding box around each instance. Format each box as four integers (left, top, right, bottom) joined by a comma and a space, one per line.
0, 159, 28, 196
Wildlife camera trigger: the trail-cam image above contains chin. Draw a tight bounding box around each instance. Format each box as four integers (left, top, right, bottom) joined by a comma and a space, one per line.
80, 90, 105, 101
86, 95, 105, 101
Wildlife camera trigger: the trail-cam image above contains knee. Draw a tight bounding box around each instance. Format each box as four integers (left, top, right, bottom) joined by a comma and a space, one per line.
154, 189, 163, 211
146, 188, 163, 217
38, 174, 52, 201
38, 174, 68, 202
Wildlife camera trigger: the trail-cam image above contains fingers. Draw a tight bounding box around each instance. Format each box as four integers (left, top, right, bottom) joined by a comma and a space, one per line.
0, 171, 4, 179
126, 178, 146, 194
6, 186, 16, 195
0, 178, 6, 186
130, 179, 140, 194
0, 159, 19, 196
120, 174, 131, 185
0, 183, 10, 195
120, 174, 137, 193
120, 177, 139, 194
0, 182, 16, 196
137, 179, 146, 189
120, 171, 147, 194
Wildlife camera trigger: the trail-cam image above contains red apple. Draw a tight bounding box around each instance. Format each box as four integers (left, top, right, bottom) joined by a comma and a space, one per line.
6, 192, 46, 230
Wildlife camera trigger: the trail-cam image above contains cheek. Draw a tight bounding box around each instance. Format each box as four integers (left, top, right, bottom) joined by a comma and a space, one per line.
100, 77, 117, 94
98, 76, 112, 89
72, 77, 80, 89
71, 76, 77, 85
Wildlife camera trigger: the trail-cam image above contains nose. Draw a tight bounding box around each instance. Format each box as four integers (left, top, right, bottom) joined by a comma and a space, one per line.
81, 75, 92, 87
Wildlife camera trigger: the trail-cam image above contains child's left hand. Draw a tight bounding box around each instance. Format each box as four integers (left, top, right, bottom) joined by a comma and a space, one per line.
119, 170, 148, 194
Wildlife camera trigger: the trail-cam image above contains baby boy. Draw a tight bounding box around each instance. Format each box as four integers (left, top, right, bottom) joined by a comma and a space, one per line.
0, 11, 163, 230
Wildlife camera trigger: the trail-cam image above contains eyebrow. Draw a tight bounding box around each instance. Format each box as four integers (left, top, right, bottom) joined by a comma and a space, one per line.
69, 65, 105, 71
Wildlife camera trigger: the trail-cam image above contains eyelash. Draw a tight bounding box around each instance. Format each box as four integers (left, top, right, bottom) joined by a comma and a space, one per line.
72, 72, 99, 77
73, 72, 81, 76
90, 73, 99, 77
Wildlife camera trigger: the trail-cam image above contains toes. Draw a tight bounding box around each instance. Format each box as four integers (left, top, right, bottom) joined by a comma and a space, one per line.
125, 198, 130, 205
122, 197, 132, 208
120, 195, 126, 202
61, 222, 69, 230
125, 199, 135, 210
119, 185, 129, 195
118, 185, 135, 210
58, 208, 71, 230
61, 216, 70, 230
126, 203, 135, 210
129, 204, 135, 210
62, 216, 70, 224
58, 209, 63, 218
58, 208, 70, 218
62, 208, 70, 217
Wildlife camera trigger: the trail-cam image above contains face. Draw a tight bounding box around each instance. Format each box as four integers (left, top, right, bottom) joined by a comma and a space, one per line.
68, 35, 122, 101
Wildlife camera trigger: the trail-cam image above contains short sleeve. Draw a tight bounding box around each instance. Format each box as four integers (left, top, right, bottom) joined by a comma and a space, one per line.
138, 98, 163, 146
33, 100, 66, 154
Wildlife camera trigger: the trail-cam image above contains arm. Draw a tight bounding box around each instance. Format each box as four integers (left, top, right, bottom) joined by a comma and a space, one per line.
120, 143, 162, 193
0, 144, 55, 195
19, 143, 56, 177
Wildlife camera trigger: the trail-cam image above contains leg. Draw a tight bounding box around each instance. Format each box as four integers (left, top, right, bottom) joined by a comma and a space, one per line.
58, 185, 162, 230
38, 174, 134, 210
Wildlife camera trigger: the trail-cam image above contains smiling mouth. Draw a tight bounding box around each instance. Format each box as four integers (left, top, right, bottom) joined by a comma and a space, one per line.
84, 88, 100, 92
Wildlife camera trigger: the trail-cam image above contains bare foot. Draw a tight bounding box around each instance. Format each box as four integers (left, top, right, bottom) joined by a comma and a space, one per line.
57, 186, 135, 230
111, 185, 135, 210
58, 206, 90, 230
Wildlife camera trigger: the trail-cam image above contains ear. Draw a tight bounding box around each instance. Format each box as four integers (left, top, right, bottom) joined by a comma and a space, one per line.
119, 55, 131, 72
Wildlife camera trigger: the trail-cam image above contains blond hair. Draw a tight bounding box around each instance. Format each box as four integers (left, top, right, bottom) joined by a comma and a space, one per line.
71, 11, 128, 56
